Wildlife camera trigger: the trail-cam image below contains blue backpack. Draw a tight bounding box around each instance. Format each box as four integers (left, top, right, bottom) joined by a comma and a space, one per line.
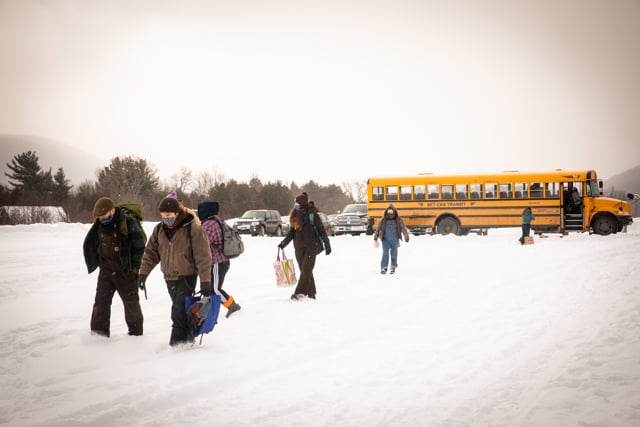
185, 294, 221, 344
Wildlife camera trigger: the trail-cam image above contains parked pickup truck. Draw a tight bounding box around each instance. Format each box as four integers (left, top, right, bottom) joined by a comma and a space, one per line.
333, 203, 369, 236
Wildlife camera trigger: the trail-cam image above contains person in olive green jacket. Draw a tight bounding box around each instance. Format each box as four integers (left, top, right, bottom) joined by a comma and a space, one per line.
138, 197, 212, 346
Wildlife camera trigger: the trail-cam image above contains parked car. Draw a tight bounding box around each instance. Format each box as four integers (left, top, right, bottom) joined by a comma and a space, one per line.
234, 209, 283, 236
280, 214, 290, 234
318, 212, 335, 236
333, 203, 369, 236
279, 212, 334, 236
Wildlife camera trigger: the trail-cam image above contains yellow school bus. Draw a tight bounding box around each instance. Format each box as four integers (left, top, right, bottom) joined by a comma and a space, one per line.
367, 170, 633, 236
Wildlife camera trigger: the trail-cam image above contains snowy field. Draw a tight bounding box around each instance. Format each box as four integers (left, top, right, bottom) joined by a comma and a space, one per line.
1, 221, 639, 427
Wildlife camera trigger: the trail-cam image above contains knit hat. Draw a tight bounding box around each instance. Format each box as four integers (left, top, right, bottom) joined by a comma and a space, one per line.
197, 201, 219, 221
166, 191, 178, 199
295, 192, 308, 207
158, 197, 182, 213
92, 197, 115, 217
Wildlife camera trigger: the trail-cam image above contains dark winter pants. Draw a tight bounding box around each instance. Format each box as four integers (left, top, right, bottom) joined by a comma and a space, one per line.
520, 224, 531, 244
165, 275, 197, 346
212, 261, 231, 304
91, 269, 143, 337
294, 245, 317, 297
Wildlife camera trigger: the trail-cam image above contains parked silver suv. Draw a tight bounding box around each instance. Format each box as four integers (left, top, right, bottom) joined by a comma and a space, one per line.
334, 203, 368, 236
234, 209, 283, 236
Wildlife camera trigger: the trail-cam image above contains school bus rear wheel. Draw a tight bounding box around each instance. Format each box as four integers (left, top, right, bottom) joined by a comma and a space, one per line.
437, 217, 460, 235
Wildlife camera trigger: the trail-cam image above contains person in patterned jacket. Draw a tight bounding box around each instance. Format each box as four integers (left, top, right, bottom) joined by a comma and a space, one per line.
83, 197, 146, 337
197, 200, 242, 318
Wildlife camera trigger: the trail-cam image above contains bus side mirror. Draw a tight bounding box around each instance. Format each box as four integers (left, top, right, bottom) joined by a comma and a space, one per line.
598, 180, 603, 196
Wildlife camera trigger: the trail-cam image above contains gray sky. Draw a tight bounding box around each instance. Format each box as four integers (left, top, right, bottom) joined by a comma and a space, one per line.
1, 0, 639, 185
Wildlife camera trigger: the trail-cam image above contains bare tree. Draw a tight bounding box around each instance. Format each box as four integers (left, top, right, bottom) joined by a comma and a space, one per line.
342, 180, 367, 202
169, 167, 193, 194
192, 170, 226, 197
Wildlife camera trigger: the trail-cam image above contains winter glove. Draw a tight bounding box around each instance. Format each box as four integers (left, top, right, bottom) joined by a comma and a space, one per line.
277, 242, 285, 249
137, 274, 147, 291
325, 245, 332, 256
405, 236, 410, 243
200, 282, 212, 296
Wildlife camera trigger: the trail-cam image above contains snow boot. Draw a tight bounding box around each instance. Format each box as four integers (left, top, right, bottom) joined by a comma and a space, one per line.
226, 301, 241, 318
390, 267, 396, 274
381, 268, 387, 275
223, 296, 241, 318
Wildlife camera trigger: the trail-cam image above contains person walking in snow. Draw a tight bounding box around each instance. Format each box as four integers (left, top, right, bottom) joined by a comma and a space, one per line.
83, 197, 146, 337
138, 197, 212, 346
166, 190, 201, 225
519, 207, 536, 245
373, 204, 409, 274
278, 192, 332, 300
197, 200, 242, 318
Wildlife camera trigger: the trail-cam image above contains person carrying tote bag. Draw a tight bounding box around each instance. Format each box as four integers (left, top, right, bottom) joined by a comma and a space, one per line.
277, 192, 331, 301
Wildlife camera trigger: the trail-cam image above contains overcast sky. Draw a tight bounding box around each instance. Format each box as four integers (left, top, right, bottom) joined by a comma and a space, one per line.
1, 0, 639, 186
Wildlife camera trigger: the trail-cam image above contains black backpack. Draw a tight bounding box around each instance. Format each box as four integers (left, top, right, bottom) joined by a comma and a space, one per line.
209, 216, 244, 259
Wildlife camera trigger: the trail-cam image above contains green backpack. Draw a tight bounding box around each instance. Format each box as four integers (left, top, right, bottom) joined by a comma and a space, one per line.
117, 202, 147, 243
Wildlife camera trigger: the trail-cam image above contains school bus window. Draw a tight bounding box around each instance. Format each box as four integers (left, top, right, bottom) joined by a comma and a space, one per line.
470, 184, 482, 199
485, 183, 497, 198
372, 186, 384, 201
414, 185, 425, 200
530, 182, 542, 198
545, 182, 559, 198
427, 184, 439, 199
442, 184, 454, 199
515, 182, 527, 198
500, 183, 512, 198
386, 186, 398, 200
456, 184, 468, 199
400, 186, 412, 201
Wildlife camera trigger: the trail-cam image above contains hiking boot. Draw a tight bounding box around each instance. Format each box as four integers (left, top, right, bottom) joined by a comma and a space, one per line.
307, 293, 316, 299
226, 301, 241, 318
381, 268, 387, 275
291, 293, 305, 300
390, 267, 396, 274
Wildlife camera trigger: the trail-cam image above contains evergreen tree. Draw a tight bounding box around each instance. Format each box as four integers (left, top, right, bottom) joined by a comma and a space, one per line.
5, 151, 43, 190
52, 168, 72, 205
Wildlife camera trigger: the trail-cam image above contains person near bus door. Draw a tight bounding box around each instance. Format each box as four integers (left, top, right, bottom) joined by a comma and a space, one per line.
570, 187, 583, 213
519, 207, 535, 245
373, 204, 410, 274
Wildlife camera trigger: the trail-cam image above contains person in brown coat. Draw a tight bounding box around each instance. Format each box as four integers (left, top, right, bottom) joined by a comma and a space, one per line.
138, 197, 212, 346
278, 192, 331, 300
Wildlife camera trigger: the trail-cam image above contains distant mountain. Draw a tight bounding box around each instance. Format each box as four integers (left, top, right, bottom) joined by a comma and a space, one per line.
604, 164, 640, 196
0, 134, 106, 187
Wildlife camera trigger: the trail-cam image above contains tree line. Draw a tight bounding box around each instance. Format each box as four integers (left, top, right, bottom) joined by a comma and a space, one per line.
1, 151, 366, 224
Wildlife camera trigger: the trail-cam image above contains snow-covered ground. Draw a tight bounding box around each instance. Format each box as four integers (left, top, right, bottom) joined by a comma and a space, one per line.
1, 221, 639, 427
